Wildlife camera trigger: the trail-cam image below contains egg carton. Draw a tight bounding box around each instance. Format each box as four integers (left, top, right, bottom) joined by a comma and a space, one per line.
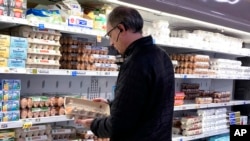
28, 48, 61, 57
29, 42, 60, 50
64, 97, 110, 119
28, 38, 61, 47
16, 135, 53, 141
11, 26, 61, 41
15, 125, 52, 138
60, 36, 93, 45
52, 127, 76, 140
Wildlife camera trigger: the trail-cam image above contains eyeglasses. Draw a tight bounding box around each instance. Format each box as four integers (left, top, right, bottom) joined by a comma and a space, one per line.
105, 22, 123, 38
105, 25, 118, 39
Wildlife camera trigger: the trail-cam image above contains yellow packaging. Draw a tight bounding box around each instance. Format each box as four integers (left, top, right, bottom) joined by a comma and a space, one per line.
0, 35, 10, 47
0, 58, 8, 67
0, 130, 15, 139
0, 47, 9, 58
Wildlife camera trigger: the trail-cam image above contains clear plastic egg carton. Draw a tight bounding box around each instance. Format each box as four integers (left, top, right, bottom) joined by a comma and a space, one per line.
15, 124, 52, 138
64, 97, 110, 119
11, 26, 62, 41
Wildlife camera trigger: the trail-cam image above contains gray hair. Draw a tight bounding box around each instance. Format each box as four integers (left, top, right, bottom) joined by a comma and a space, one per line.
107, 6, 143, 33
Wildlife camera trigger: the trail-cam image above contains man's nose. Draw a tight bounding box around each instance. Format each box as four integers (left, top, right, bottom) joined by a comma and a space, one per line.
109, 40, 114, 46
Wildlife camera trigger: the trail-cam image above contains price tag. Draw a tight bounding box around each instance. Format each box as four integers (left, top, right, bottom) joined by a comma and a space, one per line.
35, 118, 41, 122
97, 35, 102, 42
23, 122, 32, 129
32, 69, 38, 74
71, 71, 77, 76
183, 75, 187, 79
1, 123, 8, 129
104, 71, 110, 76
38, 24, 45, 29
195, 105, 200, 109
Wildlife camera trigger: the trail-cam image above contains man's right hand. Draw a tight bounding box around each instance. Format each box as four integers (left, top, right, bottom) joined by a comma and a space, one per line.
92, 98, 108, 104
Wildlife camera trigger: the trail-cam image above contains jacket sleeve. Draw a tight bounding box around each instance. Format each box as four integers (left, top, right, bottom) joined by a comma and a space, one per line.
90, 61, 151, 138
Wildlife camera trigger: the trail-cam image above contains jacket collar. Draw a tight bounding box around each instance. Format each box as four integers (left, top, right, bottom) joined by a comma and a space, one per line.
123, 36, 153, 58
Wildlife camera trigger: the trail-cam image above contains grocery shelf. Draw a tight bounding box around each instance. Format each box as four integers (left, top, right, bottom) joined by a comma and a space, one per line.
0, 16, 105, 37
0, 116, 72, 130
1, 68, 250, 79
0, 68, 27, 74
172, 129, 229, 141
174, 100, 250, 111
157, 39, 250, 57
174, 74, 250, 80
0, 16, 28, 25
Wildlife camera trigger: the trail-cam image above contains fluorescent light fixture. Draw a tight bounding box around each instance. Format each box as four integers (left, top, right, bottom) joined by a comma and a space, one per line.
215, 0, 240, 4
210, 10, 225, 16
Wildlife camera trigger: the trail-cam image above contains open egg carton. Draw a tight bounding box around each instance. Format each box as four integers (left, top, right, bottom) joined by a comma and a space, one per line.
64, 97, 110, 119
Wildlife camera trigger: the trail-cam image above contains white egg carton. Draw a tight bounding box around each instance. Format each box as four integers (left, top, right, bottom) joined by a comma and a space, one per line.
11, 26, 61, 41
26, 55, 60, 69
28, 38, 61, 47
15, 125, 52, 138
64, 97, 110, 119
16, 135, 53, 141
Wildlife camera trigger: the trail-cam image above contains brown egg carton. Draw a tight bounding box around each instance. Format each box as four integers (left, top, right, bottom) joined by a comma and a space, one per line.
64, 97, 110, 119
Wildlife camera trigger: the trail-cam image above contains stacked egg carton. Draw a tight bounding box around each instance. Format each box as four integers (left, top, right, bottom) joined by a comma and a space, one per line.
143, 20, 170, 43
60, 36, 117, 71
172, 116, 203, 136
210, 58, 242, 77
20, 95, 65, 119
170, 54, 212, 74
198, 108, 228, 133
10, 25, 62, 69
15, 124, 52, 141
52, 126, 76, 140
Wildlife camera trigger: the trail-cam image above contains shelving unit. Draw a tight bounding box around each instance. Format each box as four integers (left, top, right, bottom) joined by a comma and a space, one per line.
0, 0, 249, 140
172, 129, 229, 141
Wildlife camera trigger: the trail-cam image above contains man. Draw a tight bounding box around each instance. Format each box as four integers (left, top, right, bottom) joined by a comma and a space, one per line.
76, 6, 175, 141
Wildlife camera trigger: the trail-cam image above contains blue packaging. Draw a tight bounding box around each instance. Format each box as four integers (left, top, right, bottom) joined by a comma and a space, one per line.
10, 36, 28, 48
8, 59, 25, 68
13, 80, 21, 90
0, 91, 2, 101
1, 79, 13, 91
0, 112, 2, 122
2, 101, 19, 111
3, 91, 20, 101
9, 47, 27, 59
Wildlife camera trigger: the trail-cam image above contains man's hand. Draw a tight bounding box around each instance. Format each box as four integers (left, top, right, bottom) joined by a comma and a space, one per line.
92, 98, 108, 104
75, 118, 94, 129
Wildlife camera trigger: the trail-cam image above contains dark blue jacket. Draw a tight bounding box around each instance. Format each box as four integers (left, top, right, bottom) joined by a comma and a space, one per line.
91, 36, 175, 141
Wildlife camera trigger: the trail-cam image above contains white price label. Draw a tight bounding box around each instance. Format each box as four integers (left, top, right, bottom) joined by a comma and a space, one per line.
104, 71, 110, 76
35, 118, 41, 122
0, 123, 8, 129
37, 69, 50, 74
